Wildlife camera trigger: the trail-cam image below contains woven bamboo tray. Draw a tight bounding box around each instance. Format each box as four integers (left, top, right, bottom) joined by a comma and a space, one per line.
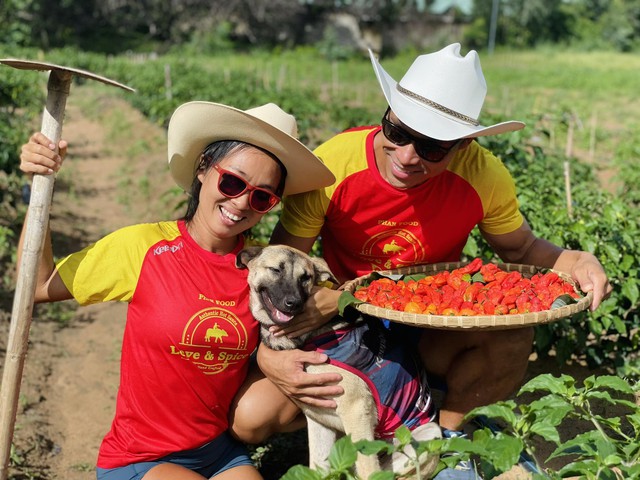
341, 262, 593, 330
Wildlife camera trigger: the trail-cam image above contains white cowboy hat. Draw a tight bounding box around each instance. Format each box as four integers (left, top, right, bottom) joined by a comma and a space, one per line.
167, 101, 335, 195
369, 43, 525, 141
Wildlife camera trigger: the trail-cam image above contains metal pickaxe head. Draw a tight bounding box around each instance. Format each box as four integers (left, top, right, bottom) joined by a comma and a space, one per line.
0, 58, 135, 91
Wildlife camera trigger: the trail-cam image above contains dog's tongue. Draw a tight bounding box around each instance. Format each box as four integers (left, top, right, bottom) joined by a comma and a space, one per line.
262, 291, 294, 323
273, 309, 294, 323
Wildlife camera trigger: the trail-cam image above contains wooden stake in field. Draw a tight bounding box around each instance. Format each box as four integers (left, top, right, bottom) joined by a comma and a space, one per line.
589, 110, 597, 162
564, 115, 575, 218
0, 59, 133, 480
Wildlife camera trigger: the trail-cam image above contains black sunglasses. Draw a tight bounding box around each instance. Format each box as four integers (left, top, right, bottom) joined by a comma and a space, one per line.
214, 165, 280, 213
381, 108, 458, 163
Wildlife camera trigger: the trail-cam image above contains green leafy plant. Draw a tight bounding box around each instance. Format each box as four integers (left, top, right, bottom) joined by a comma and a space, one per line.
468, 373, 640, 479
277, 374, 640, 479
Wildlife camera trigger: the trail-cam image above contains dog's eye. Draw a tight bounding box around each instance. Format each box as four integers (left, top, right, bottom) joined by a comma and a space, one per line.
268, 267, 281, 274
300, 273, 312, 284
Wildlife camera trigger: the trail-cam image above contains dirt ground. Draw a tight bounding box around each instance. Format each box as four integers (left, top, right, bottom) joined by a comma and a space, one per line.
0, 86, 616, 480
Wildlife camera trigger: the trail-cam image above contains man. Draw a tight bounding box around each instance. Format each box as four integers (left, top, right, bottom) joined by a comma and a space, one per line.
231, 43, 611, 478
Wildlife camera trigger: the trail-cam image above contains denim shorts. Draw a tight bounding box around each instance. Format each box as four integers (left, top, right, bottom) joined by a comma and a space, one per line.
95, 432, 253, 480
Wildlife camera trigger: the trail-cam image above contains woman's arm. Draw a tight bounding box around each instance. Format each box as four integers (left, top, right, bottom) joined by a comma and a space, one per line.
18, 133, 73, 302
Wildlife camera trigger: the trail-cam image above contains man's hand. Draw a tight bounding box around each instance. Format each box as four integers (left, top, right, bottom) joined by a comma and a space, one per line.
269, 286, 341, 338
484, 222, 612, 311
556, 250, 612, 310
256, 343, 343, 408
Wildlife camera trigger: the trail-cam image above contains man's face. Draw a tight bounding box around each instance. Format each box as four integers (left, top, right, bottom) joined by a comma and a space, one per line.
375, 109, 461, 189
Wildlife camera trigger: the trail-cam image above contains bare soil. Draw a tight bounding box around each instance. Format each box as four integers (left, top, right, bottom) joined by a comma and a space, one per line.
0, 86, 617, 480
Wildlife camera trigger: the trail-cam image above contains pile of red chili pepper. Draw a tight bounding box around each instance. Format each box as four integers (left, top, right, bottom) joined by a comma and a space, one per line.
353, 258, 581, 316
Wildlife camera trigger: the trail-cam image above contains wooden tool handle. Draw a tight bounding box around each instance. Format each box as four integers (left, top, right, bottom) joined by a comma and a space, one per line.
0, 69, 72, 480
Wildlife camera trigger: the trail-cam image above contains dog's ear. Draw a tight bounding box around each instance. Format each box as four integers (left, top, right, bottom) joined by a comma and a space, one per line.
235, 246, 264, 270
311, 256, 339, 286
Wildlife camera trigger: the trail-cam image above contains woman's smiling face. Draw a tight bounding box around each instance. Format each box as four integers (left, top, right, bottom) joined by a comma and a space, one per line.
192, 145, 282, 251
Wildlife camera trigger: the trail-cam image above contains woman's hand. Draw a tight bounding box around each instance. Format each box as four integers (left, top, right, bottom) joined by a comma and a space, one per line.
20, 132, 67, 176
269, 286, 341, 339
256, 343, 343, 408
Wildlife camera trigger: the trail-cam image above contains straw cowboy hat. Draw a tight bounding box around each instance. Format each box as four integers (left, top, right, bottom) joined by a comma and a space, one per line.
369, 43, 525, 141
167, 101, 335, 195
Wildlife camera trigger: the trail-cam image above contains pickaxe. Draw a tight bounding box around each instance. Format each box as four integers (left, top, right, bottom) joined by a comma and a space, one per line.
0, 59, 134, 480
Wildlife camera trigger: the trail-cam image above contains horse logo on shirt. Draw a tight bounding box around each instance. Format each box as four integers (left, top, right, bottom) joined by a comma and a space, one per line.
382, 240, 406, 255
175, 307, 256, 375
362, 229, 426, 271
205, 323, 228, 343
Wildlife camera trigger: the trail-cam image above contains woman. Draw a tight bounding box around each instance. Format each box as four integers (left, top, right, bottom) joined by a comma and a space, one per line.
18, 101, 335, 480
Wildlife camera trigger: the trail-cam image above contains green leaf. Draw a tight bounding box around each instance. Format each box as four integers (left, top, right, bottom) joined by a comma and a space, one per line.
591, 375, 634, 394
612, 316, 628, 335
528, 395, 572, 426
394, 425, 412, 445
548, 431, 601, 460
355, 439, 391, 456
621, 280, 640, 305
281, 465, 323, 480
529, 422, 561, 443
622, 464, 640, 479
471, 271, 485, 283
627, 412, 640, 434
557, 459, 601, 477
468, 403, 518, 426
337, 291, 363, 316
520, 373, 574, 395
602, 243, 621, 262
487, 435, 524, 473
402, 273, 427, 282
442, 436, 484, 456
328, 435, 358, 471
369, 472, 395, 480
620, 254, 634, 271
603, 454, 624, 467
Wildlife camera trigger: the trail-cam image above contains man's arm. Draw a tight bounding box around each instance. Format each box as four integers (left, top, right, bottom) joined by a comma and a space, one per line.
482, 220, 612, 310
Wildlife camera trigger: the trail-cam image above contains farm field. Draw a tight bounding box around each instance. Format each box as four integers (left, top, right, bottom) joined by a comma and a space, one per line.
1, 46, 639, 479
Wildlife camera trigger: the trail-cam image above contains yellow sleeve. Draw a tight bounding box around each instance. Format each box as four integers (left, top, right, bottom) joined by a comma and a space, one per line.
279, 127, 372, 238
55, 222, 179, 305
278, 188, 330, 239
450, 142, 524, 235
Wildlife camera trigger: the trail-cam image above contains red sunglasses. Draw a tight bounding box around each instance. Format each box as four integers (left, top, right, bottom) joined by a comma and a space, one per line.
213, 165, 281, 213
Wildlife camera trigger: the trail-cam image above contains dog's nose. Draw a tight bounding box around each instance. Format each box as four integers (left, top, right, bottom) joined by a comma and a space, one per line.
283, 296, 303, 312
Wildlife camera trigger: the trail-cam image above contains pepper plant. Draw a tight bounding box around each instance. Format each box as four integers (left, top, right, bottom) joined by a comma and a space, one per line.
279, 373, 640, 479
464, 119, 640, 371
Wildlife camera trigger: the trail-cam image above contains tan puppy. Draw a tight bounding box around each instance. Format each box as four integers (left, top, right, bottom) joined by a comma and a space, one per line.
236, 245, 441, 479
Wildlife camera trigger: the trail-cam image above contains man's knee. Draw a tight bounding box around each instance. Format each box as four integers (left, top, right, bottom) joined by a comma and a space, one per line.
489, 327, 534, 364
420, 327, 534, 384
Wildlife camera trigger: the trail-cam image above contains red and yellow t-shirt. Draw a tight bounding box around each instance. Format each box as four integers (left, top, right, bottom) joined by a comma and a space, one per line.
55, 220, 259, 468
280, 126, 523, 283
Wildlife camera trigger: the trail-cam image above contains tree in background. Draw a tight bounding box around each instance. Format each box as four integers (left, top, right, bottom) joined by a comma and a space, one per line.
0, 0, 34, 47
465, 0, 640, 51
1, 0, 640, 54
